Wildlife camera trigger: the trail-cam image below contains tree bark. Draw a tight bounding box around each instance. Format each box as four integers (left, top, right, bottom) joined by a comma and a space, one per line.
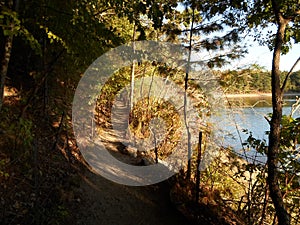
130, 23, 136, 112
0, 0, 16, 112
268, 2, 290, 224
185, 8, 194, 180
0, 35, 13, 111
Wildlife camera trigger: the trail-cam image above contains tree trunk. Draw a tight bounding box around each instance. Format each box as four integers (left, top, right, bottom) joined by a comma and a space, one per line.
185, 8, 194, 180
0, 35, 13, 111
0, 0, 16, 112
267, 6, 290, 225
130, 23, 136, 112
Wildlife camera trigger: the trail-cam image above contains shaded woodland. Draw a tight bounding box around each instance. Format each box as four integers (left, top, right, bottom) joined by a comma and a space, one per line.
1, 1, 300, 225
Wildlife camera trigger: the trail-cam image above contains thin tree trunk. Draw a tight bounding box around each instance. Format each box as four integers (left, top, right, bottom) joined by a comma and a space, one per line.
195, 131, 202, 203
130, 23, 136, 112
185, 8, 194, 180
268, 2, 290, 224
0, 0, 18, 112
258, 182, 269, 225
0, 35, 13, 111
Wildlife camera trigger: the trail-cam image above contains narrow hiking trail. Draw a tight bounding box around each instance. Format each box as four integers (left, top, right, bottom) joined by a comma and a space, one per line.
74, 170, 192, 225
73, 97, 194, 225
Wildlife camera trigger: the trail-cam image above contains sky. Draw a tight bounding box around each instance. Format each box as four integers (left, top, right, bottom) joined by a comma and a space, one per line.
238, 42, 300, 71
175, 3, 300, 72
192, 39, 300, 72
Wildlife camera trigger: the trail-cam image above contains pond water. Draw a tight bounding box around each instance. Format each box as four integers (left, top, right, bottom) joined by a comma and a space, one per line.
212, 94, 300, 163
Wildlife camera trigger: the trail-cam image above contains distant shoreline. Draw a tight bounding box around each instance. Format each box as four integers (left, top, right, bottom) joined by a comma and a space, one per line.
224, 92, 300, 98
224, 93, 272, 98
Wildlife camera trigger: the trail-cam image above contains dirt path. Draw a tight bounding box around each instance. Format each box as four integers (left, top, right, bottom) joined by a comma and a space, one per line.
74, 98, 193, 225
74, 170, 192, 225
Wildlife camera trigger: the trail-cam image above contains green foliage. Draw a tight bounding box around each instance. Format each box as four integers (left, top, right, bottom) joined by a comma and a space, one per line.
18, 118, 34, 147
105, 0, 178, 30
219, 65, 272, 93
290, 70, 300, 91
0, 159, 9, 178
0, 105, 32, 158
197, 99, 300, 224
193, 0, 300, 54
47, 205, 69, 225
219, 67, 300, 94
0, 6, 41, 55
175, 2, 248, 68
246, 0, 300, 53
243, 130, 268, 155
237, 110, 300, 224
278, 115, 300, 187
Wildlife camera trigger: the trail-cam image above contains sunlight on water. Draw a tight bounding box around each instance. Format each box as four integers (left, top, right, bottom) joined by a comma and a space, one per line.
213, 94, 300, 163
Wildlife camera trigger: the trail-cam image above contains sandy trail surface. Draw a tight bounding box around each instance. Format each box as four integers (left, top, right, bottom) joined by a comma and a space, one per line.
74, 98, 193, 225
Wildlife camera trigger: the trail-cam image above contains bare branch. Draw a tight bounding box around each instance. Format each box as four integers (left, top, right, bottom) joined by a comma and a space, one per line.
281, 56, 300, 92
264, 116, 271, 125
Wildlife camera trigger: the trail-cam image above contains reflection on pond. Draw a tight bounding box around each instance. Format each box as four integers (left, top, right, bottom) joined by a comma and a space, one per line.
213, 94, 300, 163
227, 93, 299, 108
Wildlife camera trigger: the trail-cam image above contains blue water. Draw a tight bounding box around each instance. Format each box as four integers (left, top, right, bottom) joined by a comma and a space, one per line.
213, 95, 300, 163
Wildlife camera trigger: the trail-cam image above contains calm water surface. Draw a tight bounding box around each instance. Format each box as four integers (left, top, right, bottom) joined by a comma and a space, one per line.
213, 94, 300, 163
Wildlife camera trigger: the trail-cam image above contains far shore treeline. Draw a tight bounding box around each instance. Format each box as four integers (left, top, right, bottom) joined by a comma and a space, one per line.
218, 65, 300, 94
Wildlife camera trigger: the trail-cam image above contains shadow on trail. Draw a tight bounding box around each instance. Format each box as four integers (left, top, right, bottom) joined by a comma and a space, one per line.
74, 170, 193, 225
